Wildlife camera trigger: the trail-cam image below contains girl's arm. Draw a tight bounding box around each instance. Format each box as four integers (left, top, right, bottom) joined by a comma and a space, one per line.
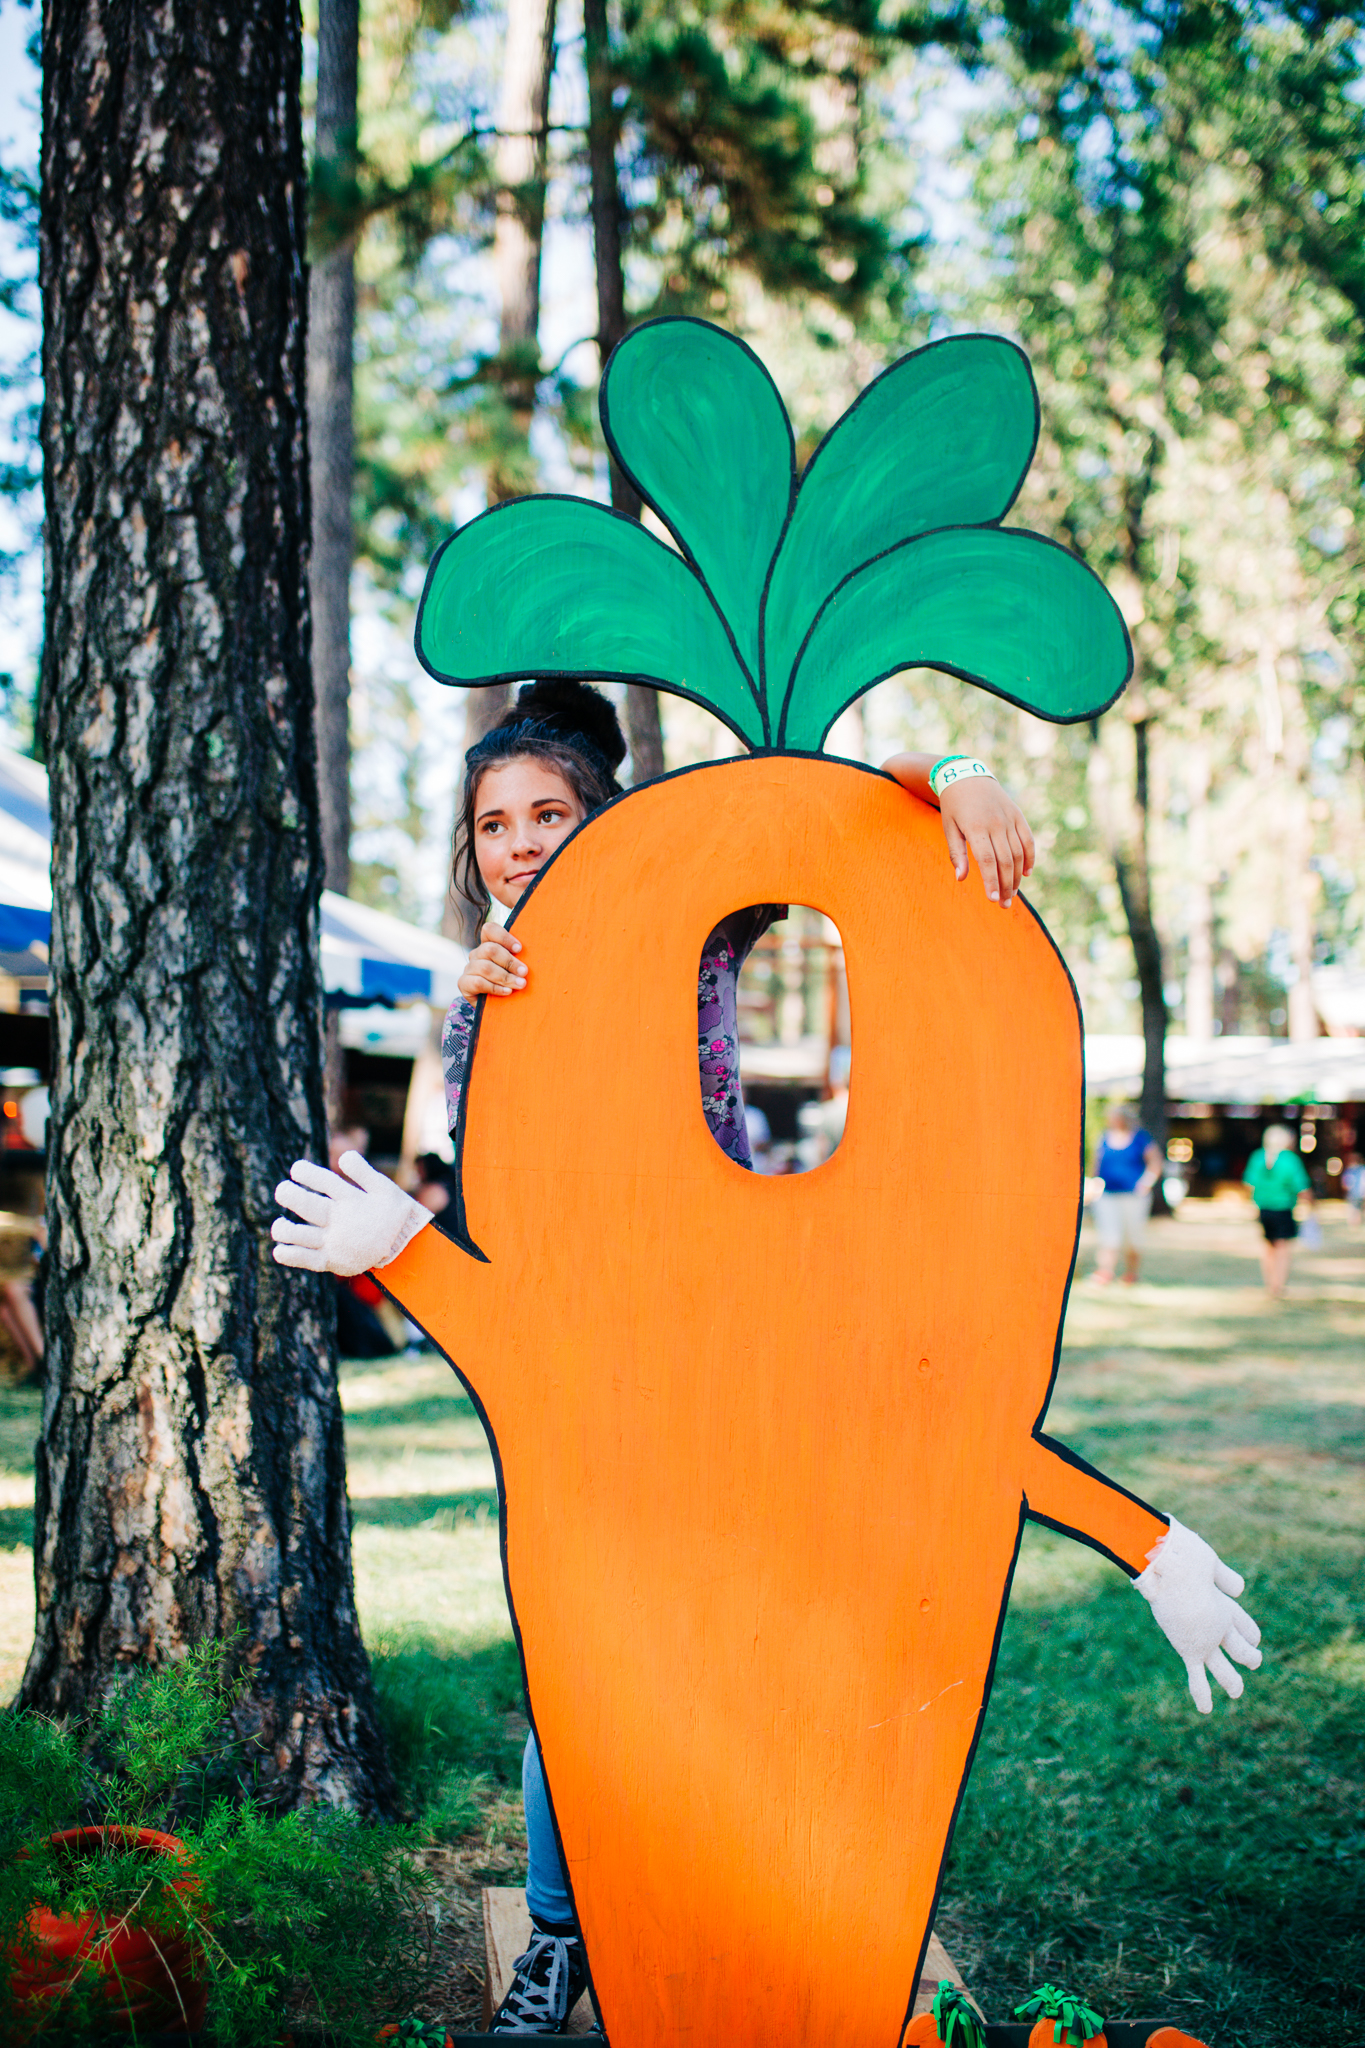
882, 752, 1035, 908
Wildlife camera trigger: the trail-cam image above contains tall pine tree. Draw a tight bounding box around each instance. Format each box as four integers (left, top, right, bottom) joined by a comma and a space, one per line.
31, 0, 394, 1810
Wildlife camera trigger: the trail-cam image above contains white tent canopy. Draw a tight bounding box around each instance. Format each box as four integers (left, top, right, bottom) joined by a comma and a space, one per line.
0, 744, 466, 1007
1086, 1033, 1365, 1106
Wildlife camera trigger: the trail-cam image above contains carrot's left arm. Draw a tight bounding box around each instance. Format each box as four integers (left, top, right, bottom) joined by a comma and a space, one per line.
1022, 1436, 1264, 1714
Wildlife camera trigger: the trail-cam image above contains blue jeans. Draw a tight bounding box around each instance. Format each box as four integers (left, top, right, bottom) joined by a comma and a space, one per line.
523, 1729, 575, 1928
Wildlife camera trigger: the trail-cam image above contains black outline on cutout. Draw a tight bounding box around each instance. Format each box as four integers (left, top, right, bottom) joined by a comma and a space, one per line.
764, 331, 1043, 741
599, 314, 797, 724
412, 490, 768, 748
780, 522, 1136, 750
373, 751, 1169, 2048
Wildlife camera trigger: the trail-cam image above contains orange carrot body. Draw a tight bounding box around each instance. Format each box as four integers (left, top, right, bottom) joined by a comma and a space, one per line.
379, 759, 1166, 2048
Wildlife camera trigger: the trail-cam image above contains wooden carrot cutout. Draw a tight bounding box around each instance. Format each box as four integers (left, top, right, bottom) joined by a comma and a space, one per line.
904, 1982, 987, 2046
279, 322, 1253, 2047
1016, 1983, 1108, 2048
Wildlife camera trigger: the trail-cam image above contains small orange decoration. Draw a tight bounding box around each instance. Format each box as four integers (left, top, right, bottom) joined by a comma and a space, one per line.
8, 1825, 207, 2036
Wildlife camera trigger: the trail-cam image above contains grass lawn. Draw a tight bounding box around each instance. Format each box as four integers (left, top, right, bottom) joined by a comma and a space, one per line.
0, 1199, 1359, 2043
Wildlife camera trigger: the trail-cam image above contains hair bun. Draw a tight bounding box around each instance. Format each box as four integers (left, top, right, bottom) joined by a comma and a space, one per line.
510, 679, 628, 772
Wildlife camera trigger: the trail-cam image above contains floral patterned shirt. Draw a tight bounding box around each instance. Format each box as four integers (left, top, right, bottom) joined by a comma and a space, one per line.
442, 905, 782, 1170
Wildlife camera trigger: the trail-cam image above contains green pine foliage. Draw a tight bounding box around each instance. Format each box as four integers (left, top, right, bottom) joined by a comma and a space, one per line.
903, 0, 1365, 1033
0, 1640, 439, 2045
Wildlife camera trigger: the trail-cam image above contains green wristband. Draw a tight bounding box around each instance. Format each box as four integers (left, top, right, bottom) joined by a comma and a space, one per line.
929, 755, 995, 799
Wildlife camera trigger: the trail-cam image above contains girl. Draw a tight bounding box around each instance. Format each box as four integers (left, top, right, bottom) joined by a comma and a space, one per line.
445, 679, 1036, 2032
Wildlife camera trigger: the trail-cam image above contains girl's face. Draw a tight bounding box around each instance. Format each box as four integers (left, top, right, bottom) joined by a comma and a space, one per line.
473, 759, 586, 910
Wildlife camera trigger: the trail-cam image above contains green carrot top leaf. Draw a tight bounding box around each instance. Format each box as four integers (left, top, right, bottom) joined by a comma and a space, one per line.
931, 1979, 986, 2047
1014, 1982, 1106, 2045
415, 316, 1131, 755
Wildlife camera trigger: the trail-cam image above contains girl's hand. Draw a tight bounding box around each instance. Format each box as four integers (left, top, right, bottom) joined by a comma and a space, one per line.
938, 776, 1035, 907
881, 753, 1037, 907
458, 922, 528, 1000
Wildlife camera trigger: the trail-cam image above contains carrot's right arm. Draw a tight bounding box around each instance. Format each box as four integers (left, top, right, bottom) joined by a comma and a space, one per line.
371, 1217, 495, 1370
1021, 1435, 1264, 1713
272, 1151, 496, 1368
1021, 1434, 1166, 1574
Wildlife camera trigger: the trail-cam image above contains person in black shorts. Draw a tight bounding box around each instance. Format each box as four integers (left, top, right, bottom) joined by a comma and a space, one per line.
1243, 1124, 1313, 1298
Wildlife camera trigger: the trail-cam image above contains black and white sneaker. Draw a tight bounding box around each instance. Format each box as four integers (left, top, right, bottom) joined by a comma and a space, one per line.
489, 1923, 590, 2034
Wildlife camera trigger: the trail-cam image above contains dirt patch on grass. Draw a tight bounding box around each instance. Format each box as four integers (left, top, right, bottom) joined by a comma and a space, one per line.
406, 1798, 530, 2031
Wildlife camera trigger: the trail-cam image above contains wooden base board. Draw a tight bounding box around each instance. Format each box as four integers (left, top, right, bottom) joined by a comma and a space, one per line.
481, 1887, 599, 2034
911, 1928, 973, 2021
481, 1887, 972, 2036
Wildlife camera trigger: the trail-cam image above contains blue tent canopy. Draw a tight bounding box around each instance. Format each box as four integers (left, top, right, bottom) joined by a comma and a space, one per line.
0, 745, 467, 1006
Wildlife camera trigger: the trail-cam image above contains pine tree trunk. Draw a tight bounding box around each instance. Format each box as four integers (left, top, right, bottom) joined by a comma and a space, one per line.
1113, 719, 1169, 1158
443, 686, 512, 945
1184, 740, 1215, 1041
584, 0, 664, 784
488, 0, 557, 504
308, 0, 359, 898
441, 0, 559, 942
1282, 681, 1320, 1043
30, 0, 395, 1812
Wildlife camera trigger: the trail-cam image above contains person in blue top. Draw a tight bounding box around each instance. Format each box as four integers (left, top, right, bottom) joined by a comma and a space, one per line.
1091, 1104, 1162, 1285
1243, 1124, 1314, 1298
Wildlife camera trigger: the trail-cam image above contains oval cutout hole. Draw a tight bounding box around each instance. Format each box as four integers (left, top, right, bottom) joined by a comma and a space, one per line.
699, 905, 849, 1174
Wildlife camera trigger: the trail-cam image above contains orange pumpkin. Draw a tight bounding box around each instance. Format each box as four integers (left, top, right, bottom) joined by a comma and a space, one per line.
1144, 2031, 1211, 2048
1016, 1982, 1107, 2048
903, 1979, 986, 2045
8, 1826, 207, 2036
378, 757, 1165, 2047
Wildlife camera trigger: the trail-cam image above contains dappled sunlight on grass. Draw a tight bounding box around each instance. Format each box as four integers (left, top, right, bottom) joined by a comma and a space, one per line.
1008, 1525, 1114, 1610
352, 1518, 511, 1645
942, 1203, 1365, 2045
0, 1202, 1357, 2044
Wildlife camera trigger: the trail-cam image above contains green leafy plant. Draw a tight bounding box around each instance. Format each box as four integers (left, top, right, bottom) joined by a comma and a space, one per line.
415, 318, 1131, 752
932, 1978, 986, 2046
1016, 1980, 1107, 2045
0, 1643, 440, 2045
369, 1636, 524, 1843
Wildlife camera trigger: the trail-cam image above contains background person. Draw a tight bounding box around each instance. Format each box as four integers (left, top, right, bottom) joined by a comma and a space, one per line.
1, 1215, 45, 1384
1091, 1104, 1161, 1285
413, 1152, 458, 1214
1243, 1123, 1313, 1298
1342, 1148, 1363, 1226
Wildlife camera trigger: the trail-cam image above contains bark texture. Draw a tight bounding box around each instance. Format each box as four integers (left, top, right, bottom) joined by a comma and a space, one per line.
308, 0, 360, 897
1112, 719, 1168, 1155
1183, 740, 1215, 1042
441, 0, 556, 941
585, 0, 664, 784
32, 0, 394, 1812
489, 0, 557, 502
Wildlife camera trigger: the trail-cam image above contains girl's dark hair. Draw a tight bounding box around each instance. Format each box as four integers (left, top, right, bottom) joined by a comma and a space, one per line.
453, 680, 628, 922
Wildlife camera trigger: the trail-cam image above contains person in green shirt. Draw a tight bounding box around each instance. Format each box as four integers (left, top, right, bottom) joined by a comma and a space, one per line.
1243, 1124, 1314, 1298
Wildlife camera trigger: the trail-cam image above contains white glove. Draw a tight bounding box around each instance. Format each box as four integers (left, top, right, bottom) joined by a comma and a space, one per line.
1133, 1517, 1263, 1714
271, 1151, 432, 1277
